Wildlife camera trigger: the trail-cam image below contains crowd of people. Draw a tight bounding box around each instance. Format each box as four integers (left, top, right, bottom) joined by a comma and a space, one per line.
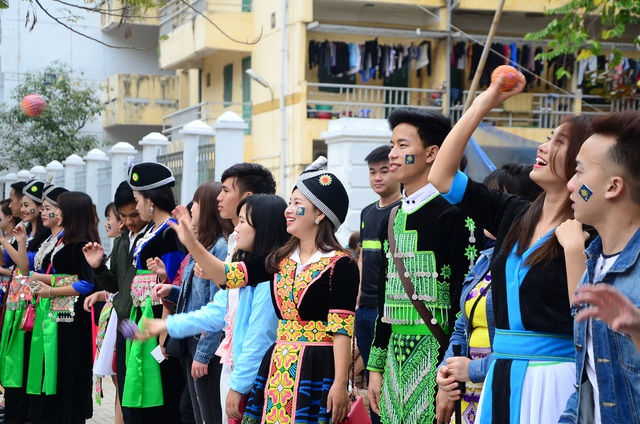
0, 70, 637, 424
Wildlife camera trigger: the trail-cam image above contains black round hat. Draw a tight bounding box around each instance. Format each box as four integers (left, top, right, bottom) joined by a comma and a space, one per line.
294, 156, 348, 231
127, 162, 175, 191
23, 180, 45, 203
43, 185, 68, 207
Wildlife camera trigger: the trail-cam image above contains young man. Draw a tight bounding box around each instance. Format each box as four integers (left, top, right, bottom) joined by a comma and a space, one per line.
366, 108, 478, 423
83, 181, 149, 424
358, 145, 402, 424
557, 111, 640, 423
213, 163, 276, 423
9, 181, 26, 219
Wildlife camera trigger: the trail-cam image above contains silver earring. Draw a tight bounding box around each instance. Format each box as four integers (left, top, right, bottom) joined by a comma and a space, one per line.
314, 218, 320, 225
149, 206, 154, 216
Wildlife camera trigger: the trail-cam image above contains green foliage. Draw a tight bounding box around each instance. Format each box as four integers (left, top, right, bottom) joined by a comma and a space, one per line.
0, 62, 103, 170
526, 0, 640, 97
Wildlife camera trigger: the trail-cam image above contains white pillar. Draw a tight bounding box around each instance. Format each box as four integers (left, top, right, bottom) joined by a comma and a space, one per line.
108, 142, 138, 196
62, 154, 85, 191
213, 111, 247, 183
180, 120, 214, 204
139, 132, 169, 163
46, 161, 64, 185
321, 118, 392, 245
16, 170, 31, 182
30, 165, 47, 181
4, 173, 17, 198
83, 149, 108, 203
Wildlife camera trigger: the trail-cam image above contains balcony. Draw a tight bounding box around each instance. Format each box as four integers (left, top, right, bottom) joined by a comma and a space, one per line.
102, 74, 180, 128
307, 83, 640, 130
162, 101, 252, 140
100, 0, 161, 30
158, 0, 253, 69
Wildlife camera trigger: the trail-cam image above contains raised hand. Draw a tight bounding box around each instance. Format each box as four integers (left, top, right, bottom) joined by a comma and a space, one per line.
82, 242, 105, 269
146, 257, 168, 283
169, 205, 198, 250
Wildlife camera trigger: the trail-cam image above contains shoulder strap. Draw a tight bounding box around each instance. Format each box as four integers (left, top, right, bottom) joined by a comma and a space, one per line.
387, 205, 448, 347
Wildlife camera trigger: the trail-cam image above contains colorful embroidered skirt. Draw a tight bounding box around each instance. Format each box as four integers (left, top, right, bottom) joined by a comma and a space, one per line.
242, 320, 338, 424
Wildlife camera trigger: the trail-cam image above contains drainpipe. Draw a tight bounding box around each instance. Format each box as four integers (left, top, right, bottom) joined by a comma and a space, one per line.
279, 0, 288, 196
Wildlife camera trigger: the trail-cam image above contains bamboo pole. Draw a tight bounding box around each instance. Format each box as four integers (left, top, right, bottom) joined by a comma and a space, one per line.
462, 0, 507, 113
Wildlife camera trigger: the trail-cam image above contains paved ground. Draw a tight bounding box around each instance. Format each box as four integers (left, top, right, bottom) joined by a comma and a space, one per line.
88, 377, 118, 424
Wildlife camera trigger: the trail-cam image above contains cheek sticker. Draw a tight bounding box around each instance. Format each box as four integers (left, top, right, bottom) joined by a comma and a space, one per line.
30, 209, 36, 214
579, 184, 593, 202
405, 154, 415, 164
48, 213, 55, 219
107, 224, 112, 230
295, 207, 305, 216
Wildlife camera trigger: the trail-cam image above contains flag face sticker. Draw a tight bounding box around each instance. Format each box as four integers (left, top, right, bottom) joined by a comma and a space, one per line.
295, 206, 305, 216
405, 154, 415, 164
48, 213, 55, 219
579, 184, 593, 202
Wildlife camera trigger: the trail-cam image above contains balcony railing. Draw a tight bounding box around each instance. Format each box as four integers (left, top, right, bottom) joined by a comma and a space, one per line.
307, 82, 443, 120
159, 0, 250, 37
162, 101, 252, 140
308, 83, 639, 128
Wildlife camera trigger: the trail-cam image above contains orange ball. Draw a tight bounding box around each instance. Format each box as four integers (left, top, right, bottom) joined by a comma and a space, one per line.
20, 94, 46, 117
491, 65, 520, 92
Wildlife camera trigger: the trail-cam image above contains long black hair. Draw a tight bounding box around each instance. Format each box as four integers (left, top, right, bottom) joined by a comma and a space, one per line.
57, 192, 101, 245
233, 194, 289, 262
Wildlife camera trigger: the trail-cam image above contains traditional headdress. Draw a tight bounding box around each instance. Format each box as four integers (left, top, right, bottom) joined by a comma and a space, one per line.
293, 156, 349, 231
127, 162, 175, 191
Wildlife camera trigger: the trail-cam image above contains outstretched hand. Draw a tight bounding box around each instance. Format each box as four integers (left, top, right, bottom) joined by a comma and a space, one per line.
473, 71, 527, 112
82, 242, 105, 268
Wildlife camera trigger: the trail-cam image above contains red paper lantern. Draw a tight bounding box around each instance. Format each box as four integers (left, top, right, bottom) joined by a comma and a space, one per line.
20, 94, 47, 117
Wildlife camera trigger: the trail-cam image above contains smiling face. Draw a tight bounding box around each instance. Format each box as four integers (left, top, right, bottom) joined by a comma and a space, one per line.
388, 123, 437, 194
104, 210, 122, 238
41, 200, 60, 229
531, 124, 571, 189
20, 197, 40, 223
284, 189, 323, 239
234, 205, 256, 252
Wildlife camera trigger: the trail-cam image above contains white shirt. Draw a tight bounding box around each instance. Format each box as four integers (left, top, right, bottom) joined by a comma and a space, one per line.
402, 183, 439, 213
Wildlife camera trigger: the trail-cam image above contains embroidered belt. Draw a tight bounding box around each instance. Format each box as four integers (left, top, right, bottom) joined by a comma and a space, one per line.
492, 329, 575, 362
277, 319, 333, 344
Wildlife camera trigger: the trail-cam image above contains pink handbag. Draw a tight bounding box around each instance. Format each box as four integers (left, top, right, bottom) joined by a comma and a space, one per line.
339, 334, 371, 424
20, 302, 36, 332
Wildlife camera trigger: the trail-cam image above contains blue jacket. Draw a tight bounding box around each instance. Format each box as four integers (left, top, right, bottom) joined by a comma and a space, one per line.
166, 280, 278, 394
559, 231, 640, 424
166, 236, 227, 364
439, 248, 495, 383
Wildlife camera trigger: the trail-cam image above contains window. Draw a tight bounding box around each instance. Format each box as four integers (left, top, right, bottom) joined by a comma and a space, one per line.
223, 64, 233, 107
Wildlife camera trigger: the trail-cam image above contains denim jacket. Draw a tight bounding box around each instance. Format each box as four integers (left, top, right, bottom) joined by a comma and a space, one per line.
559, 231, 640, 424
166, 236, 228, 364
439, 248, 495, 383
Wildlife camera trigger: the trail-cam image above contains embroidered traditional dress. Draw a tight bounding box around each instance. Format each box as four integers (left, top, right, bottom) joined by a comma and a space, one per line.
223, 249, 359, 424
367, 184, 478, 424
461, 277, 491, 424
122, 218, 186, 421
443, 171, 578, 424
30, 241, 96, 424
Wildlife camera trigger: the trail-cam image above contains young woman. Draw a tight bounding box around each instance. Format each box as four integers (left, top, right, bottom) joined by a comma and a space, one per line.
429, 75, 594, 423
436, 164, 542, 424
0, 198, 20, 278
124, 162, 186, 422
146, 193, 286, 423
84, 202, 124, 424
0, 179, 50, 423
169, 159, 359, 424
29, 191, 99, 423
147, 182, 233, 424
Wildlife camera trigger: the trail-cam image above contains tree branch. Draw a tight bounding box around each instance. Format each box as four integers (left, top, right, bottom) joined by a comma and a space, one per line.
34, 0, 157, 50
52, 0, 165, 20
